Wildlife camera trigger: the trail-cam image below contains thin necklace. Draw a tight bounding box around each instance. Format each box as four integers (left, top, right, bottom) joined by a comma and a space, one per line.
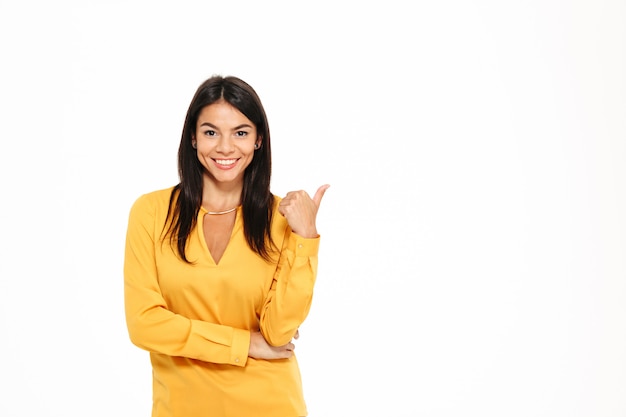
207, 206, 238, 215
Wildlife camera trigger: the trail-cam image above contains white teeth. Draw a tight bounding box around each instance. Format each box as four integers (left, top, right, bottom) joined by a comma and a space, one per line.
215, 159, 236, 166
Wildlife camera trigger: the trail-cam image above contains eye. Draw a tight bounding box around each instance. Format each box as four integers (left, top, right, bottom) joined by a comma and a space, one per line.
204, 130, 216, 137
235, 131, 248, 137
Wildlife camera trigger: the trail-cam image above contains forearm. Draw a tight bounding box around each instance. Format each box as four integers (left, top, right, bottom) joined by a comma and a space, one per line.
125, 284, 250, 366
259, 232, 319, 346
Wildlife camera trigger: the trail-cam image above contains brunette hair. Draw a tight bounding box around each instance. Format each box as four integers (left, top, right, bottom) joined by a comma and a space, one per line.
164, 75, 275, 262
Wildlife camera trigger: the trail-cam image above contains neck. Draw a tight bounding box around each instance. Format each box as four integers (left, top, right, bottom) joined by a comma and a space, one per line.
201, 180, 243, 214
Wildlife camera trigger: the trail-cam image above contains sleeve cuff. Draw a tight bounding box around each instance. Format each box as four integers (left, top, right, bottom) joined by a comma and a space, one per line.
288, 232, 320, 257
230, 328, 250, 367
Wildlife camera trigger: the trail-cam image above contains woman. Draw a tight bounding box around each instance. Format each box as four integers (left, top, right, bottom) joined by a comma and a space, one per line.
123, 75, 329, 417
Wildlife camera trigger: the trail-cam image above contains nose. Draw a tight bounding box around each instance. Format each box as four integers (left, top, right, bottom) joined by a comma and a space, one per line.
216, 136, 235, 154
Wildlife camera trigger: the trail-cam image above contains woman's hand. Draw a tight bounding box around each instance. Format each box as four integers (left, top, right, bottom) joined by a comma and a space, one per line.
278, 184, 330, 238
249, 330, 299, 360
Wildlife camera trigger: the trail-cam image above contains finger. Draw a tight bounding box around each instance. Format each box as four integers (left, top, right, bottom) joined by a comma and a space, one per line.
312, 184, 330, 207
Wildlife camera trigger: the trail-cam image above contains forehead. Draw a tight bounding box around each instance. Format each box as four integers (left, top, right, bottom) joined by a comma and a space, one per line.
197, 101, 253, 127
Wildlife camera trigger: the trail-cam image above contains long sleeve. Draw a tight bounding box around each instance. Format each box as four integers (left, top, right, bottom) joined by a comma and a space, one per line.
259, 229, 320, 346
123, 193, 250, 366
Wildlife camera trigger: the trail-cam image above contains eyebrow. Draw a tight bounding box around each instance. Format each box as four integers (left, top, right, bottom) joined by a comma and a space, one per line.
199, 122, 253, 130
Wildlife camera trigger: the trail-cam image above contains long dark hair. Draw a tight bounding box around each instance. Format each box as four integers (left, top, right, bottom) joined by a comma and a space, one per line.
163, 75, 275, 262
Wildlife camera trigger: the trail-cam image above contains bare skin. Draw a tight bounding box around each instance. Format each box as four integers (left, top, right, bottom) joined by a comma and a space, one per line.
203, 211, 236, 264
249, 330, 299, 360
278, 186, 330, 238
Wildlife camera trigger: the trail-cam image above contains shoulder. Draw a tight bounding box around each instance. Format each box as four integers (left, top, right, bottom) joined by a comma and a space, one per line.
129, 186, 177, 216
272, 193, 283, 206
135, 186, 176, 202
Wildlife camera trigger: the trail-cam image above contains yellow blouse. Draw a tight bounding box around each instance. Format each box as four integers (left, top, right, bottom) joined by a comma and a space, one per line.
124, 187, 319, 417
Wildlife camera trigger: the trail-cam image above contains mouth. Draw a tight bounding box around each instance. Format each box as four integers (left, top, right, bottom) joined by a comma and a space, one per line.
213, 158, 239, 170
214, 158, 237, 166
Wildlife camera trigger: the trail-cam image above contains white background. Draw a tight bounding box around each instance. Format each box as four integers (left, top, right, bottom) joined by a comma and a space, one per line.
1, 1, 625, 416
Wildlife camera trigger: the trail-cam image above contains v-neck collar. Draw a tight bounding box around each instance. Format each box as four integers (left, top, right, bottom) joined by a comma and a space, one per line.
197, 206, 242, 266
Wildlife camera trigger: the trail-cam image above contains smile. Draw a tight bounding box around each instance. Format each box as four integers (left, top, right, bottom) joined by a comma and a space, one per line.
214, 159, 237, 166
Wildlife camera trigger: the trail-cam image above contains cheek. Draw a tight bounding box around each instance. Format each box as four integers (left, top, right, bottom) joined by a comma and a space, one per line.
241, 141, 257, 154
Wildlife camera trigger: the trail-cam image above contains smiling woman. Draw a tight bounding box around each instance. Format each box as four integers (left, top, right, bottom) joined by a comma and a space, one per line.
192, 101, 260, 197
123, 75, 329, 417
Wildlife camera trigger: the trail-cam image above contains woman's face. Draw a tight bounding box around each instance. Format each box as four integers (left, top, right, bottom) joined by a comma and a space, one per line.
193, 100, 260, 187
